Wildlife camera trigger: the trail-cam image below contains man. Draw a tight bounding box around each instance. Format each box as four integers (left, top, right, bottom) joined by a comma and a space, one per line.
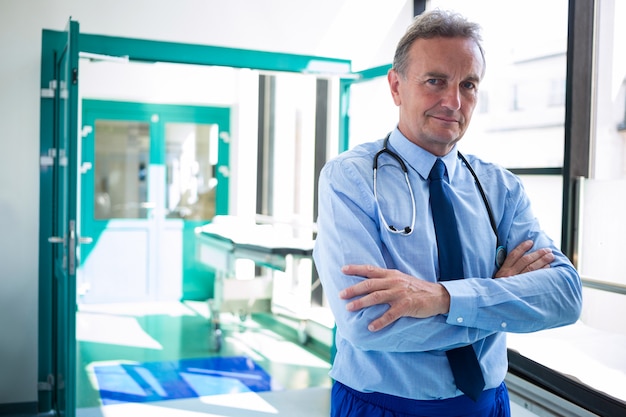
313, 9, 582, 417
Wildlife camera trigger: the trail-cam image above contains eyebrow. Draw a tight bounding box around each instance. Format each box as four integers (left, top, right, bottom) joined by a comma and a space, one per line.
423, 71, 481, 84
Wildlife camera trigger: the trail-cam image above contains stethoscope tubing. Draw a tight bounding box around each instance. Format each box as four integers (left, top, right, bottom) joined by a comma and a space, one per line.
373, 133, 506, 268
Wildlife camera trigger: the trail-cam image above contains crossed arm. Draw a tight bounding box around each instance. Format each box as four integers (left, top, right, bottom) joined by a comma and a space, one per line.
340, 239, 555, 332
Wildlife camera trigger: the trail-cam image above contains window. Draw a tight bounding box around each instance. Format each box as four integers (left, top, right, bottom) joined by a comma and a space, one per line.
344, 0, 626, 414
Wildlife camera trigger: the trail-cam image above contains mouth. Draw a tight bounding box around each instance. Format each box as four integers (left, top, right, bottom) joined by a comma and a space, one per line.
430, 114, 460, 125
430, 111, 458, 120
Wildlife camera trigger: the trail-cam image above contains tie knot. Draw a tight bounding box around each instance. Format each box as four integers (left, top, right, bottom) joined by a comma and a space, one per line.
429, 158, 446, 181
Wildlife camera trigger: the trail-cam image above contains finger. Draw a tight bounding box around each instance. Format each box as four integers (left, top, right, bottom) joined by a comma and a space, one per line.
340, 265, 390, 300
524, 250, 555, 272
499, 240, 533, 268
522, 247, 551, 263
341, 264, 386, 278
340, 277, 376, 300
514, 248, 552, 271
495, 247, 554, 278
344, 286, 389, 310
366, 308, 400, 332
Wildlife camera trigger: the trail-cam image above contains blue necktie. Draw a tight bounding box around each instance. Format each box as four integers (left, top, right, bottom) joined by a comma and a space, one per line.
429, 158, 485, 401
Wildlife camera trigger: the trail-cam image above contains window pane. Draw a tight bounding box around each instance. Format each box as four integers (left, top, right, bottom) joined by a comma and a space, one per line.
94, 120, 150, 219
572, 1, 626, 404
165, 123, 218, 220
269, 72, 319, 236
429, 0, 568, 169
518, 175, 562, 244
348, 76, 397, 149
497, 0, 626, 407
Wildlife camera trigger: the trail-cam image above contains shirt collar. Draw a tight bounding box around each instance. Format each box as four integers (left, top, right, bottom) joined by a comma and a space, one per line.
387, 128, 459, 181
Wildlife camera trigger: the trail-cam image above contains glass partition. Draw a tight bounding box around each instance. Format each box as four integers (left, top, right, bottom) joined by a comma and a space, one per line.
483, 0, 625, 411
94, 120, 150, 219
348, 75, 397, 149
428, 0, 568, 171
165, 122, 218, 220
517, 175, 563, 244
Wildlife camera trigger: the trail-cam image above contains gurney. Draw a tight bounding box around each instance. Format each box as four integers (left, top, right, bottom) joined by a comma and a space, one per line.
195, 216, 315, 351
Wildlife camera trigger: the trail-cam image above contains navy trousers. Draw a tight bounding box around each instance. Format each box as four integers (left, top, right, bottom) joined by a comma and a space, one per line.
331, 381, 511, 417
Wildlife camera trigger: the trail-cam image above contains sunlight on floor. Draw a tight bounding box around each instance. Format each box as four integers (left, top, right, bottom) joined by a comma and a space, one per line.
198, 391, 279, 413
78, 301, 198, 317
183, 300, 212, 319
231, 331, 331, 369
77, 387, 330, 417
76, 300, 332, 414
76, 312, 163, 349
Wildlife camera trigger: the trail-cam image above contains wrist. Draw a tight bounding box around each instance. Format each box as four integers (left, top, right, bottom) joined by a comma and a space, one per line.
438, 284, 451, 315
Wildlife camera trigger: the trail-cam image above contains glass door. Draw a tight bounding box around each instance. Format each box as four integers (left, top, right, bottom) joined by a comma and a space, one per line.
163, 122, 227, 299
80, 117, 154, 303
79, 101, 230, 303
93, 120, 151, 221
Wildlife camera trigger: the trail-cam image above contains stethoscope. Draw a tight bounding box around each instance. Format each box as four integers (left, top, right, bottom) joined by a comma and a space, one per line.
373, 134, 507, 269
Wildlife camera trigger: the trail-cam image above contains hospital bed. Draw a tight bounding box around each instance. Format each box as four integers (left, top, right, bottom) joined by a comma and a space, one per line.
195, 216, 316, 351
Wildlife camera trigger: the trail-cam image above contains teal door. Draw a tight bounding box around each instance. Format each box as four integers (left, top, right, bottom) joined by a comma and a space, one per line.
39, 25, 350, 414
50, 18, 80, 417
79, 101, 230, 303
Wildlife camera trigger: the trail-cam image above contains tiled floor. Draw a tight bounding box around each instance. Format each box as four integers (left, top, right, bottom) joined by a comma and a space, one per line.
74, 301, 557, 417
75, 301, 333, 415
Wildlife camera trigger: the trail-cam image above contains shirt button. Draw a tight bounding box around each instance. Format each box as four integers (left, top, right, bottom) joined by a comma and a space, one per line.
501, 322, 507, 328
456, 317, 464, 323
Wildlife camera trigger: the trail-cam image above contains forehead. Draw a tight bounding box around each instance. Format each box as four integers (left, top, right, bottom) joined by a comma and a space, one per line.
407, 37, 485, 79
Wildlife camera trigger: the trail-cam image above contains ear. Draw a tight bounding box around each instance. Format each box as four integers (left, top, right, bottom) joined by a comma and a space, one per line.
388, 69, 402, 106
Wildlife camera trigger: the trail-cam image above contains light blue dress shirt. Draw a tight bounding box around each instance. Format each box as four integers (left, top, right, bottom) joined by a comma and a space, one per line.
313, 128, 582, 400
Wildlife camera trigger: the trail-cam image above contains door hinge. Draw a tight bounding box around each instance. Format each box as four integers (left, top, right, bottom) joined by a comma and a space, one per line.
82, 125, 93, 138
38, 374, 54, 391
41, 80, 57, 98
40, 148, 56, 168
80, 161, 92, 174
59, 80, 68, 100
218, 165, 230, 178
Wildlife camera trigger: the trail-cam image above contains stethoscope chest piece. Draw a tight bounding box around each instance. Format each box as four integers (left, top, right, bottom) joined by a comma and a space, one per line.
495, 245, 507, 269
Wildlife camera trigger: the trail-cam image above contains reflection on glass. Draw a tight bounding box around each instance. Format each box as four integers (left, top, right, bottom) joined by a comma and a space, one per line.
165, 123, 217, 220
94, 120, 150, 219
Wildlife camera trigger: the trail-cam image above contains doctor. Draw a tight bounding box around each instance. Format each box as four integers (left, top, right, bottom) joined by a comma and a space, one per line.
313, 9, 582, 417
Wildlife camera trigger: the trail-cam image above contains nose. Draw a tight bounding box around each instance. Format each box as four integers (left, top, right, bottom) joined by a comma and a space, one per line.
440, 86, 461, 110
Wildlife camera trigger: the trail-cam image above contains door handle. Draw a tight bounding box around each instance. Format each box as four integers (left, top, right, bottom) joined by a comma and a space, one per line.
49, 236, 92, 244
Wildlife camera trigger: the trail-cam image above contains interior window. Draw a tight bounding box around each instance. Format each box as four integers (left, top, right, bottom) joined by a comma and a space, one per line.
94, 120, 151, 219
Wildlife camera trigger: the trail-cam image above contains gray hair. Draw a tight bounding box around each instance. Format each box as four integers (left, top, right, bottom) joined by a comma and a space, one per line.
392, 9, 485, 77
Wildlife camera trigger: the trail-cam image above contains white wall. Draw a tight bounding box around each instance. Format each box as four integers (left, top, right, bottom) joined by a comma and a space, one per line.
0, 0, 412, 406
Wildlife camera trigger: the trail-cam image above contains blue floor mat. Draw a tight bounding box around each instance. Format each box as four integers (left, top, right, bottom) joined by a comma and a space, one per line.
94, 356, 272, 405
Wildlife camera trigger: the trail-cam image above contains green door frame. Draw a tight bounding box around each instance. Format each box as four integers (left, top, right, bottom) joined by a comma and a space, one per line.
38, 19, 80, 417
39, 24, 353, 415
338, 64, 391, 153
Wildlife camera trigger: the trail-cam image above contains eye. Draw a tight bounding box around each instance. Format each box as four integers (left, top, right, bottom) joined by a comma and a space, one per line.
462, 81, 477, 90
426, 78, 444, 86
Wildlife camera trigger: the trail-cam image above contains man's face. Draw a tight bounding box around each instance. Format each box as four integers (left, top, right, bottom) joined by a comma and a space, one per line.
388, 36, 484, 156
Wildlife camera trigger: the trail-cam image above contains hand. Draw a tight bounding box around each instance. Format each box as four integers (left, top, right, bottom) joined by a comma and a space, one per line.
339, 264, 450, 332
494, 240, 554, 278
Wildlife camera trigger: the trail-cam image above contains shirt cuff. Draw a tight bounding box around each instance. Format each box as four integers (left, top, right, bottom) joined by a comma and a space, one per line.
440, 280, 478, 327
